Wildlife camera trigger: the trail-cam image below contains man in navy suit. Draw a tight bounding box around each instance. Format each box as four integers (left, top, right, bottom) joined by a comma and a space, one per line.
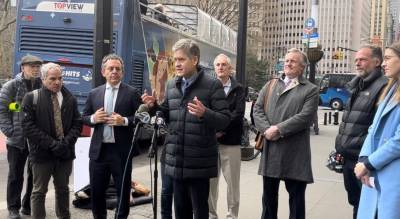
82, 54, 142, 219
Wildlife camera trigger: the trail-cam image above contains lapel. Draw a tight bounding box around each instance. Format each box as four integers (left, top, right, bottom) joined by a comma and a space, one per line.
100, 84, 106, 109
114, 83, 124, 112
373, 84, 397, 131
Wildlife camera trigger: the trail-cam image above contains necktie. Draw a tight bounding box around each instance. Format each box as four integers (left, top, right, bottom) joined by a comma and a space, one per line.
52, 93, 64, 139
103, 87, 115, 142
182, 80, 189, 95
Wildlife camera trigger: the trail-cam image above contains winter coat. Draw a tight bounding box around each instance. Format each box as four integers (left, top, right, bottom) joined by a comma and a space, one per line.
0, 73, 42, 149
335, 69, 387, 161
357, 83, 400, 219
217, 77, 246, 145
253, 76, 318, 183
157, 67, 230, 179
22, 86, 82, 163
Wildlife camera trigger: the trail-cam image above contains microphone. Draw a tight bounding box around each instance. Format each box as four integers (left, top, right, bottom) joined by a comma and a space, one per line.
135, 112, 150, 124
137, 104, 149, 113
155, 111, 168, 135
135, 104, 150, 124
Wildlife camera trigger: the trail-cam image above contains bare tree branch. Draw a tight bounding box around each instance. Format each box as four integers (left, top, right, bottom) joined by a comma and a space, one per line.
0, 18, 16, 33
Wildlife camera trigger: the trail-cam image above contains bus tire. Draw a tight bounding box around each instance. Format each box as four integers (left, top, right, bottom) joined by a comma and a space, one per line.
330, 99, 343, 110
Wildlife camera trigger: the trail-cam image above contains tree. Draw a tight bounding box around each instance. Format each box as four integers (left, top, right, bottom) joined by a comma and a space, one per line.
246, 53, 269, 91
195, 0, 264, 29
0, 0, 16, 79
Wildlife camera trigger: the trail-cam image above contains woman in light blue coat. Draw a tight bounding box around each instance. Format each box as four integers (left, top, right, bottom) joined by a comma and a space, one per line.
355, 41, 400, 219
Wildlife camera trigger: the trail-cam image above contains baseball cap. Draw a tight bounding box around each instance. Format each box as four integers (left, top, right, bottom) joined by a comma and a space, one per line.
21, 55, 43, 66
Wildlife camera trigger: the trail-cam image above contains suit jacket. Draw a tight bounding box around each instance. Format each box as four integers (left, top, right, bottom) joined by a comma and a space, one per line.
82, 83, 142, 160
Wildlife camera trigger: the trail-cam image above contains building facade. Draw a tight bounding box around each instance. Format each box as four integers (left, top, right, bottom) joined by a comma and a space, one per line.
261, 0, 372, 75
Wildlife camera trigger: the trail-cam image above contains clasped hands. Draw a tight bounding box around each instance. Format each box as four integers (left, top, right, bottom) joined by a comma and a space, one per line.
354, 162, 373, 188
141, 90, 206, 118
263, 125, 280, 141
93, 107, 125, 126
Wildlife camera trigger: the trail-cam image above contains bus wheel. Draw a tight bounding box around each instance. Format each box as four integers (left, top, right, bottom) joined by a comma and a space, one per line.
330, 99, 343, 110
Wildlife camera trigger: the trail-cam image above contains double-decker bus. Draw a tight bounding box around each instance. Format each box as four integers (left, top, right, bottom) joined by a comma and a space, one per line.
13, 0, 237, 108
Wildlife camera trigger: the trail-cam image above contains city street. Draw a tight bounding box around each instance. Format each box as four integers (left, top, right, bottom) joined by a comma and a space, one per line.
0, 107, 353, 218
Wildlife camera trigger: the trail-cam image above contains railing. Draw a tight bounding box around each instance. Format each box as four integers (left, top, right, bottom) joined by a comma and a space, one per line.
140, 3, 237, 53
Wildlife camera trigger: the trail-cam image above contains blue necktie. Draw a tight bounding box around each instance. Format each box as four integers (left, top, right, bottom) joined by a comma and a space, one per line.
103, 87, 115, 142
182, 80, 189, 95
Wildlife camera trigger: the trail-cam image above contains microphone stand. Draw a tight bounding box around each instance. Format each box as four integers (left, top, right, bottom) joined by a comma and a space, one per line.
116, 121, 142, 219
148, 122, 159, 219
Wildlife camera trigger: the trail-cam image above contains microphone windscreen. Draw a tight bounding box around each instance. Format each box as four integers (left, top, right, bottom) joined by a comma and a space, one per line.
137, 104, 149, 113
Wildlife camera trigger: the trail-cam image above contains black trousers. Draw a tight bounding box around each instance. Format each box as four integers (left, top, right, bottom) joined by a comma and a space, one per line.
343, 160, 361, 219
261, 176, 307, 219
89, 143, 132, 219
161, 161, 173, 219
173, 178, 210, 219
7, 144, 33, 212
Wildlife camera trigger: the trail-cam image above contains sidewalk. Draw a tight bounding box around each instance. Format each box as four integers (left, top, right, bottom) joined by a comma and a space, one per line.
0, 110, 353, 218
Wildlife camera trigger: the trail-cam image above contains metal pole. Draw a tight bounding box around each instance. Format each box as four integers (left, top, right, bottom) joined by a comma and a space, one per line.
236, 0, 248, 87
93, 0, 113, 88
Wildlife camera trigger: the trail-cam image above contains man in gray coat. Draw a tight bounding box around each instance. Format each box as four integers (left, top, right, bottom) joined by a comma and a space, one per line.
0, 55, 42, 219
253, 48, 319, 219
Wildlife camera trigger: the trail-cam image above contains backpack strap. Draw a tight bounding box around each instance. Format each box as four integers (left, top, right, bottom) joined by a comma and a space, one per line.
32, 89, 39, 106
263, 78, 278, 112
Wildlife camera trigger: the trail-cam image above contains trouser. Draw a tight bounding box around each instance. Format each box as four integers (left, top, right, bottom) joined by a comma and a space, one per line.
343, 160, 362, 219
209, 144, 241, 219
261, 176, 307, 219
90, 143, 132, 219
31, 159, 73, 219
6, 144, 33, 212
173, 178, 210, 219
161, 161, 173, 219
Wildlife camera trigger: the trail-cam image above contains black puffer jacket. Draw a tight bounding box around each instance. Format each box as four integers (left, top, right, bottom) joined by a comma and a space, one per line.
22, 86, 82, 163
217, 77, 246, 145
0, 73, 42, 149
158, 67, 230, 179
335, 68, 387, 161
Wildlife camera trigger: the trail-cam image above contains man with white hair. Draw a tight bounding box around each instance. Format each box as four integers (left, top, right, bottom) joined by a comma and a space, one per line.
253, 48, 319, 219
208, 54, 245, 219
21, 62, 82, 219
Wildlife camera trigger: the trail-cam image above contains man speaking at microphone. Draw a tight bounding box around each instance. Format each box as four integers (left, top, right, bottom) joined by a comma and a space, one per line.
82, 54, 142, 219
142, 39, 230, 219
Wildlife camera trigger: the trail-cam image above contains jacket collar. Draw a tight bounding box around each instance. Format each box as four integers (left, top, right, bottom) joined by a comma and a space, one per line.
175, 66, 204, 89
347, 68, 383, 91
281, 74, 307, 85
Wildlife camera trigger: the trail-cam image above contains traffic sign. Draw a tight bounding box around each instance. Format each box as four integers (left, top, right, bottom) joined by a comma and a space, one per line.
302, 32, 319, 39
304, 18, 315, 30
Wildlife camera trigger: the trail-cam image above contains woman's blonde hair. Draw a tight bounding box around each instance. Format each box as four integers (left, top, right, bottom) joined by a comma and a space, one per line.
379, 41, 400, 103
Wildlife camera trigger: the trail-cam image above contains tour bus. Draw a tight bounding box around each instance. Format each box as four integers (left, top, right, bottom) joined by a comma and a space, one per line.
13, 0, 237, 108
319, 73, 357, 110
13, 0, 237, 191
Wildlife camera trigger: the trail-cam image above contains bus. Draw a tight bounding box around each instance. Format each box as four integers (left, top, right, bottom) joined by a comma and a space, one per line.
319, 73, 357, 110
13, 0, 237, 108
